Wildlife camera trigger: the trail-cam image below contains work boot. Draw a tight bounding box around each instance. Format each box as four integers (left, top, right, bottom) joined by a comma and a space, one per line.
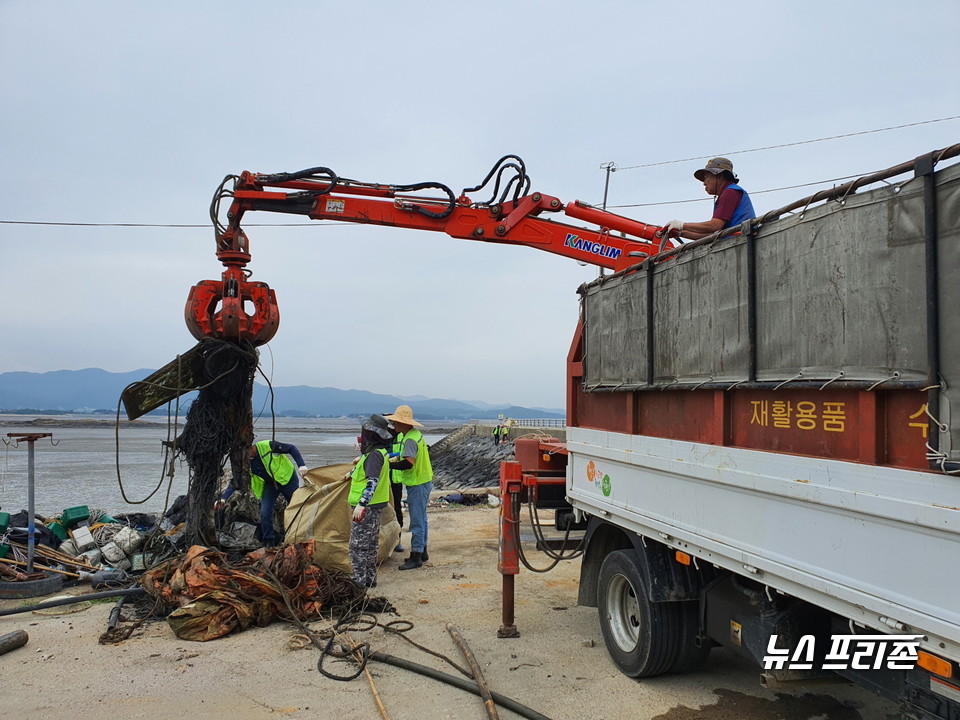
398, 551, 422, 570
421, 547, 429, 562
394, 543, 405, 553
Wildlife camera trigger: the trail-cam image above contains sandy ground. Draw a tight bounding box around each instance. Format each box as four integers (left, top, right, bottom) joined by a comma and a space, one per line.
1, 503, 900, 720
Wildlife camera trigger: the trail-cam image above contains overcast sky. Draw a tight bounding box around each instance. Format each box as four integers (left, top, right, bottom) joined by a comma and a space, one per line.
2, 1, 958, 410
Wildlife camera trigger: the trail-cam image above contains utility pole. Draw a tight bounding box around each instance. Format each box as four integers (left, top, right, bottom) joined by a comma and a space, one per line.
599, 162, 617, 277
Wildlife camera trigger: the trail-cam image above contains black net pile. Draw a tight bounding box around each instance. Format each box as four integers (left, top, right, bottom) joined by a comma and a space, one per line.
174, 338, 258, 547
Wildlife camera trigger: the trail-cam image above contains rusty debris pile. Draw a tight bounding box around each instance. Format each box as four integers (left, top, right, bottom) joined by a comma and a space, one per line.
141, 540, 362, 641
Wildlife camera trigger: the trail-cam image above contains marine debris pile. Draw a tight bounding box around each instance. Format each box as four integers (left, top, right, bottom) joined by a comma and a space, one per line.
141, 540, 361, 641
0, 504, 162, 595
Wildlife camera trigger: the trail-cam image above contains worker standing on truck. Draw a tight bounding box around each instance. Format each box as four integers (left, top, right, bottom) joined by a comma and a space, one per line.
662, 157, 755, 241
348, 415, 394, 589
385, 405, 433, 570
222, 439, 309, 546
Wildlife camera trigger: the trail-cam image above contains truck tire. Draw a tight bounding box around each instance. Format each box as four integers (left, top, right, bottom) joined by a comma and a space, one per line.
597, 549, 680, 677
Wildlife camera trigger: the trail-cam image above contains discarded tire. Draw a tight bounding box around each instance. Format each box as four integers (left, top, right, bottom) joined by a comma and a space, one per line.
0, 572, 63, 599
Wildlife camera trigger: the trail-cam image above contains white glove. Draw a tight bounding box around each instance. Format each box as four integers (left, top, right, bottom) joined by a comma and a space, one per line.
298, 465, 309, 476
352, 505, 366, 523
663, 220, 684, 234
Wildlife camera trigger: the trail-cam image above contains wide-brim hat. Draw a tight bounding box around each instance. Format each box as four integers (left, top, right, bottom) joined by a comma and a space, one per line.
362, 414, 394, 441
694, 157, 738, 182
384, 404, 423, 427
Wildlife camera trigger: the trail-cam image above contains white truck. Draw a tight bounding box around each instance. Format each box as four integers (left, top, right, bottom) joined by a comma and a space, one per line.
531, 146, 960, 720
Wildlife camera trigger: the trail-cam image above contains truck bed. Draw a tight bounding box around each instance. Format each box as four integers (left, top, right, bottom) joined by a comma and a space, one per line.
567, 426, 960, 663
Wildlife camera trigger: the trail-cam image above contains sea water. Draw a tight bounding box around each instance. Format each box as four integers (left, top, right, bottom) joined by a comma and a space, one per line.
0, 415, 454, 517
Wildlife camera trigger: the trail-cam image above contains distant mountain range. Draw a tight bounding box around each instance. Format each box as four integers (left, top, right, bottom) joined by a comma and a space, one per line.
0, 369, 564, 421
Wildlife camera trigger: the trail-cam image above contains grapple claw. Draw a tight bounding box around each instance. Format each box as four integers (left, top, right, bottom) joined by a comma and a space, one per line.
185, 269, 279, 346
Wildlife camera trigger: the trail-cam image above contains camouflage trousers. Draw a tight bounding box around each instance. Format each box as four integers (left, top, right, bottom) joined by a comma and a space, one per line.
349, 504, 384, 588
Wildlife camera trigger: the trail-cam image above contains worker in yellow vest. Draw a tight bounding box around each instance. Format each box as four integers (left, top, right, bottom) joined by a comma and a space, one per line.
222, 439, 308, 546
348, 415, 394, 589
385, 405, 433, 570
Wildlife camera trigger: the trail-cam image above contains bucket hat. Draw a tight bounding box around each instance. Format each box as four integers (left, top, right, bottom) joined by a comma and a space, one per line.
694, 157, 738, 182
384, 404, 423, 427
362, 414, 394, 441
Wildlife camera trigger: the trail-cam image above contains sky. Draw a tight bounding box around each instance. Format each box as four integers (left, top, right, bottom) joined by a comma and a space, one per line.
1, 1, 958, 410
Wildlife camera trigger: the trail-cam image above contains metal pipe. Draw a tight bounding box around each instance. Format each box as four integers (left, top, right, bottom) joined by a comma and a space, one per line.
584, 379, 926, 393
746, 226, 758, 382
26, 439, 36, 573
646, 260, 655, 385
0, 587, 145, 617
6, 433, 52, 573
916, 152, 942, 459
498, 463, 521, 638
499, 574, 517, 638
447, 623, 500, 720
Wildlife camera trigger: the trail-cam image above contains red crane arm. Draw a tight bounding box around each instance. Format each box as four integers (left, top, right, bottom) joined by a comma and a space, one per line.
188, 160, 675, 345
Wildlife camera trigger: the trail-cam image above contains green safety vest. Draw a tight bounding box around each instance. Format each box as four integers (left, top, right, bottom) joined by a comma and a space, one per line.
250, 439, 296, 500
391, 429, 433, 487
349, 448, 390, 506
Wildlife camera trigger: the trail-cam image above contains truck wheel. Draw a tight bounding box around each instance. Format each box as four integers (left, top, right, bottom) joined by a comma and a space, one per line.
598, 549, 679, 677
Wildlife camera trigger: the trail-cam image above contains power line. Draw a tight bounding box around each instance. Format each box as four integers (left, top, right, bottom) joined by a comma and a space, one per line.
0, 164, 925, 224
0, 168, 917, 224
614, 115, 960, 172
3, 122, 958, 227
607, 172, 870, 210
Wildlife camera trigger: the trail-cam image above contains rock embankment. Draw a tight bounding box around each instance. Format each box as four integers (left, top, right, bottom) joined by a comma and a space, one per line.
430, 427, 515, 490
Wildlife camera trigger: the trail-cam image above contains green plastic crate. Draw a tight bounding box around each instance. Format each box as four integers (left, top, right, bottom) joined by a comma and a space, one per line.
47, 521, 69, 542
61, 505, 90, 528
0, 511, 9, 534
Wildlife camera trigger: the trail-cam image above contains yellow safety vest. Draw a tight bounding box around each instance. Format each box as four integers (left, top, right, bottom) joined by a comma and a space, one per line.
250, 440, 296, 500
392, 429, 433, 487
349, 448, 390, 506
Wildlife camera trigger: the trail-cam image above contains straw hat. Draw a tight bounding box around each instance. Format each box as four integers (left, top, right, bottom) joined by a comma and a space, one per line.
384, 404, 423, 427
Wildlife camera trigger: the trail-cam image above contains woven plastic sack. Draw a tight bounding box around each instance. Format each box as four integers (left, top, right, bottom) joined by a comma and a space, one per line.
284, 463, 400, 574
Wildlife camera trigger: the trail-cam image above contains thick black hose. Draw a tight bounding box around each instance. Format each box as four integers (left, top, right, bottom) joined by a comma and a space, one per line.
369, 650, 553, 720
107, 594, 129, 628
0, 587, 146, 617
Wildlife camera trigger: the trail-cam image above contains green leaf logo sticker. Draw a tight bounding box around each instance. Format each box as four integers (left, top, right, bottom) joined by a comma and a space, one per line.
601, 474, 612, 497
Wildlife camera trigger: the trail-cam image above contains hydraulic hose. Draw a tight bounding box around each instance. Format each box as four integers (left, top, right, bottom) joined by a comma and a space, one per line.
0, 587, 146, 617
368, 650, 553, 720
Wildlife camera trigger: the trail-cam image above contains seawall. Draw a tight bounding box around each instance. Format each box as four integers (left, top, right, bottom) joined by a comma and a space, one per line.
431, 423, 566, 490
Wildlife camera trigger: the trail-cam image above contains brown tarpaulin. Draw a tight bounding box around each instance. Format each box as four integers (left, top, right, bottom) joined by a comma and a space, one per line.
142, 541, 357, 641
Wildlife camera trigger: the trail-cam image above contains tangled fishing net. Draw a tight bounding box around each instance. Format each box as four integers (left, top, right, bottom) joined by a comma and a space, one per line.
174, 338, 258, 547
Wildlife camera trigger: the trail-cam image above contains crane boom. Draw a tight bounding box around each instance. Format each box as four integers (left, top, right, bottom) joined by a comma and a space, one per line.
186, 157, 676, 345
